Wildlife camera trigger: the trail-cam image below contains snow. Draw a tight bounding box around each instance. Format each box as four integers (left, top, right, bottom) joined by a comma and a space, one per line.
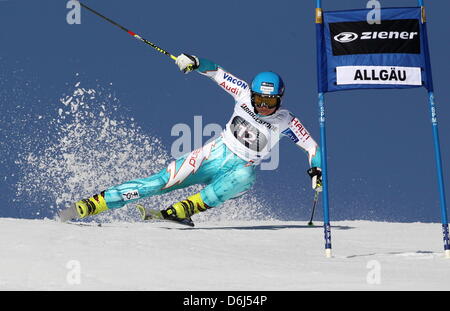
0, 218, 449, 290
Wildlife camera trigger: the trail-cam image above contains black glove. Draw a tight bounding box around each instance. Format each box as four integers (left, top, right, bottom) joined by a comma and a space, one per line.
307, 167, 322, 192
175, 53, 199, 73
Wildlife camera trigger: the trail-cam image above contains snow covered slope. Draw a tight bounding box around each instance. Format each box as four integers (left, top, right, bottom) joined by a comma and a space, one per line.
0, 218, 448, 291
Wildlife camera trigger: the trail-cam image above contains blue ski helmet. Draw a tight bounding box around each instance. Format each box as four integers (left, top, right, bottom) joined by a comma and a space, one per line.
251, 72, 285, 114
251, 71, 285, 96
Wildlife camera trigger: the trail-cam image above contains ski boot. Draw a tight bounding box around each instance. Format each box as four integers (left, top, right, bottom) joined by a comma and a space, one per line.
58, 192, 109, 222
137, 204, 195, 227
137, 193, 211, 227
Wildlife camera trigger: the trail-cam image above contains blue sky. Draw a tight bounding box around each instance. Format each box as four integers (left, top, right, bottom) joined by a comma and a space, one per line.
0, 0, 449, 222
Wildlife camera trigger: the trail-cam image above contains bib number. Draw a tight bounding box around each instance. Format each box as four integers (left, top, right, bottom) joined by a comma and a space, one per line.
230, 116, 267, 152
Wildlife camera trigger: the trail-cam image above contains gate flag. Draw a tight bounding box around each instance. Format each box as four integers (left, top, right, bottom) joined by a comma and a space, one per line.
317, 7, 433, 93
314, 1, 449, 258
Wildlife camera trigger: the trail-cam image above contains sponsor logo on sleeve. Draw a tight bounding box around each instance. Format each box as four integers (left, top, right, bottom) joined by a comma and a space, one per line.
223, 73, 248, 89
289, 118, 311, 143
336, 66, 422, 86
282, 128, 299, 143
219, 82, 239, 95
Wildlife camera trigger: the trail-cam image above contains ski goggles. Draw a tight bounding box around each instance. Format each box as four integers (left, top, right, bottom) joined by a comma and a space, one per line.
252, 93, 281, 109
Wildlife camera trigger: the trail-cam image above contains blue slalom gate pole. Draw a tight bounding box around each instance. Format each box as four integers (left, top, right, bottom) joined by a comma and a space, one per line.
316, 0, 332, 258
318, 93, 332, 258
428, 92, 450, 258
419, 0, 450, 258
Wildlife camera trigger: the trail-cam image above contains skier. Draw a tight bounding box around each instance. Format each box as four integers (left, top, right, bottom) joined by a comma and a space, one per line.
59, 54, 323, 225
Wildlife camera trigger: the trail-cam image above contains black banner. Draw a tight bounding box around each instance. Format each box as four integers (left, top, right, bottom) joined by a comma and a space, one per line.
329, 19, 420, 56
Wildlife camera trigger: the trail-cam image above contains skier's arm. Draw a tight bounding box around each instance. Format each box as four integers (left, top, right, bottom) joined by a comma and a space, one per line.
282, 116, 321, 167
175, 54, 250, 100
281, 116, 322, 191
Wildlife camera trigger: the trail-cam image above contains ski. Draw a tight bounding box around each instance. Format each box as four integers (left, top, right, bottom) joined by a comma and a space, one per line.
136, 204, 195, 227
57, 205, 79, 222
66, 221, 102, 227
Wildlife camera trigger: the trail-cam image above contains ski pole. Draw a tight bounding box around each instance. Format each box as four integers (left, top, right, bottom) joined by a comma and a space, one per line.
77, 1, 190, 68
308, 190, 319, 226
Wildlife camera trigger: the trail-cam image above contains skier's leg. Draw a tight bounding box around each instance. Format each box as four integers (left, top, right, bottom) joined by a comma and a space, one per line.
72, 139, 221, 219
201, 162, 256, 207
164, 158, 256, 219
71, 167, 179, 219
